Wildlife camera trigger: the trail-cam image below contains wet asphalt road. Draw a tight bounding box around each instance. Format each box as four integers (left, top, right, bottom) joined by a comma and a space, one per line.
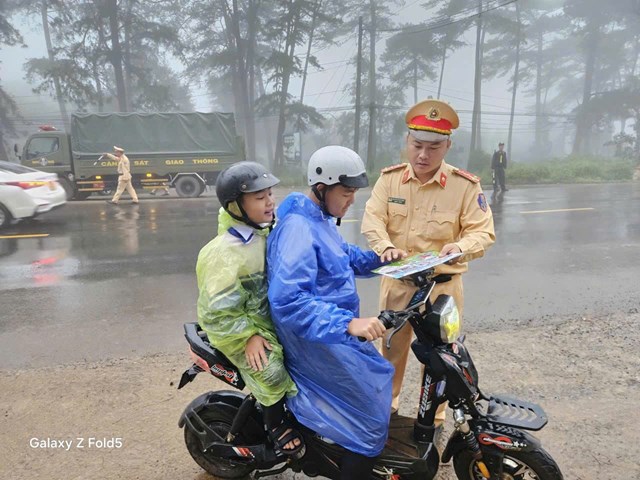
0, 183, 638, 369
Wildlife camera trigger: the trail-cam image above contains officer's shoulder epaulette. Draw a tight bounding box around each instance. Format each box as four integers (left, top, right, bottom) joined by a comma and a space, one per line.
452, 167, 480, 183
380, 163, 407, 174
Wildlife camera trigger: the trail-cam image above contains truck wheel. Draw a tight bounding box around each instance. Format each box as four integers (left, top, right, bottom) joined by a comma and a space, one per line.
58, 176, 75, 200
175, 175, 204, 198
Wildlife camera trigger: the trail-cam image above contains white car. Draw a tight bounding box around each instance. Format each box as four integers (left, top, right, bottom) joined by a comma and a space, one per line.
0, 160, 66, 228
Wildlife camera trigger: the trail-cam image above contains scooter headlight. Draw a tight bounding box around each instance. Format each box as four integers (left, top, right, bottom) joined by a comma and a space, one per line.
439, 296, 461, 343
426, 295, 461, 343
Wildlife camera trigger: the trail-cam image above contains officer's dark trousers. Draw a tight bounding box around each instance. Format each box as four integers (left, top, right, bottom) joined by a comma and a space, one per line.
493, 168, 506, 192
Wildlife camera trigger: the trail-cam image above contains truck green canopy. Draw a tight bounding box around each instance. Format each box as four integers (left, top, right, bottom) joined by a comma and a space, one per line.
70, 112, 238, 156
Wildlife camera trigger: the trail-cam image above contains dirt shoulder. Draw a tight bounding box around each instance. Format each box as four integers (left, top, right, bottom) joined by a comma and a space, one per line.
1, 311, 638, 480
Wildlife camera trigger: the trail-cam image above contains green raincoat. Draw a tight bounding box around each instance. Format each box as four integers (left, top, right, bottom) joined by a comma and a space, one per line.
196, 208, 297, 406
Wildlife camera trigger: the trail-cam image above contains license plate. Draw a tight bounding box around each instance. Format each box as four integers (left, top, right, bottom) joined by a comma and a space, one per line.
48, 181, 56, 191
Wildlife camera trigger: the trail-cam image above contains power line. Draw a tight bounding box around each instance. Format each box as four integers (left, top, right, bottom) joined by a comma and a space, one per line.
328, 63, 351, 107
308, 44, 357, 108
315, 104, 574, 120
307, 61, 354, 76
370, 0, 517, 46
378, 0, 518, 35
304, 89, 347, 97
310, 31, 358, 57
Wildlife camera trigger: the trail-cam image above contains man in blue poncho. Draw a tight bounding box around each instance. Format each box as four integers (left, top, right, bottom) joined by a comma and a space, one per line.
267, 146, 405, 478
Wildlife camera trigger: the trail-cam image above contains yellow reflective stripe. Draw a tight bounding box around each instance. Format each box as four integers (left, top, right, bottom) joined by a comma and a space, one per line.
521, 208, 594, 214
0, 234, 50, 239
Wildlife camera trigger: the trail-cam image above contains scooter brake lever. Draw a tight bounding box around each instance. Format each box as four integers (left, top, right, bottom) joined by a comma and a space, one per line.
385, 314, 409, 350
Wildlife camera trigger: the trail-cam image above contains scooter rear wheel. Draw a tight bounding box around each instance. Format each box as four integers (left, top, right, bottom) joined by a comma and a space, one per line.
453, 447, 563, 480
184, 407, 260, 479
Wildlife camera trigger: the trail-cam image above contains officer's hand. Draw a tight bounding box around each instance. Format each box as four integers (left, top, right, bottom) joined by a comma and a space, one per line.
439, 244, 462, 264
245, 335, 272, 372
347, 317, 386, 342
380, 248, 408, 263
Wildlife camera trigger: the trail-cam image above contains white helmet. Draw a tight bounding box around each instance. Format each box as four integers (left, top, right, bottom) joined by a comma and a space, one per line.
307, 146, 369, 188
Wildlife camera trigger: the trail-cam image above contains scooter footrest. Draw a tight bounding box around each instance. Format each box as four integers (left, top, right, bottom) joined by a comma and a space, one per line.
486, 395, 548, 431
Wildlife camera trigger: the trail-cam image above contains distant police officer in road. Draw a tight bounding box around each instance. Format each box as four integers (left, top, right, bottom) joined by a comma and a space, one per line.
491, 142, 508, 193
106, 146, 139, 205
361, 99, 496, 423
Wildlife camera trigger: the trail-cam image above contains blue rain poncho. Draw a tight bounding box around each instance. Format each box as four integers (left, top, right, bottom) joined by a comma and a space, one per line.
267, 193, 394, 457
196, 208, 297, 406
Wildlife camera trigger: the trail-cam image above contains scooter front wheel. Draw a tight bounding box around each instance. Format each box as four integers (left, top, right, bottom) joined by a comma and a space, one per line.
184, 407, 258, 479
453, 447, 563, 480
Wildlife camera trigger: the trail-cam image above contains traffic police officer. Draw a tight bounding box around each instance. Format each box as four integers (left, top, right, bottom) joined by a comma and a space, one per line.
361, 99, 496, 422
106, 146, 139, 204
491, 142, 508, 193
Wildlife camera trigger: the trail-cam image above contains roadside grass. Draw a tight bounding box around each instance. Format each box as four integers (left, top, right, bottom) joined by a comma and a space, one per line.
469, 155, 636, 185
274, 155, 636, 187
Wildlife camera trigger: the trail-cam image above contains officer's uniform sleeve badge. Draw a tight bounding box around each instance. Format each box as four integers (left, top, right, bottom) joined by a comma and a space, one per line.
477, 193, 488, 212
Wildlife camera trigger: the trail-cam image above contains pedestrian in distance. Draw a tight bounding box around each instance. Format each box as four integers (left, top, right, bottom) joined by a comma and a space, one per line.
361, 99, 496, 425
491, 142, 508, 193
105, 146, 139, 204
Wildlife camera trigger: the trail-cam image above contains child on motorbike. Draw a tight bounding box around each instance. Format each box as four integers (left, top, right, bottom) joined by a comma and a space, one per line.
267, 146, 402, 478
196, 161, 303, 457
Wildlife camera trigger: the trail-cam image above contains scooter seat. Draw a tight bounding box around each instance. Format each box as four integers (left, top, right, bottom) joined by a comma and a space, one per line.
183, 322, 242, 379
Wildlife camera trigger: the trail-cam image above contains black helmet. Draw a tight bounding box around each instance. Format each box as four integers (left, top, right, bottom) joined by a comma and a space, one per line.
216, 161, 279, 228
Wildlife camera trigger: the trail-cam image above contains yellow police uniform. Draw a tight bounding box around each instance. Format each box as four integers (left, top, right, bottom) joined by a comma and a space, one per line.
361, 99, 495, 417
108, 148, 139, 203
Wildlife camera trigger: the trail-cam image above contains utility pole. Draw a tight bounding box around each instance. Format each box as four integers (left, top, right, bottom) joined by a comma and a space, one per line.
507, 0, 521, 161
354, 16, 363, 154
41, 0, 69, 131
300, 0, 321, 105
469, 0, 482, 158
366, 1, 377, 172
413, 59, 418, 104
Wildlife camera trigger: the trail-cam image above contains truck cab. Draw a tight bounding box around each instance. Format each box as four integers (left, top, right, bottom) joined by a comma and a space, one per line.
21, 126, 77, 199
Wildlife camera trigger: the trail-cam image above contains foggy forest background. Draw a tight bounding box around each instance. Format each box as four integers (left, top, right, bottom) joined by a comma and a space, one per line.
0, 0, 638, 182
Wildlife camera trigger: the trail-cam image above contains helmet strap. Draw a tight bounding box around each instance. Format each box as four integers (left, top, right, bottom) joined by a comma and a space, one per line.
225, 199, 274, 231
311, 184, 325, 205
312, 184, 343, 226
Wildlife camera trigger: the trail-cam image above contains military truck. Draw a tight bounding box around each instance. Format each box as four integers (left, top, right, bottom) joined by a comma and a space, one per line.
19, 112, 245, 199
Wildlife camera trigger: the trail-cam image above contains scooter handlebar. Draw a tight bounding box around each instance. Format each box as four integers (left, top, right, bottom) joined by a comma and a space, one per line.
357, 310, 411, 344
